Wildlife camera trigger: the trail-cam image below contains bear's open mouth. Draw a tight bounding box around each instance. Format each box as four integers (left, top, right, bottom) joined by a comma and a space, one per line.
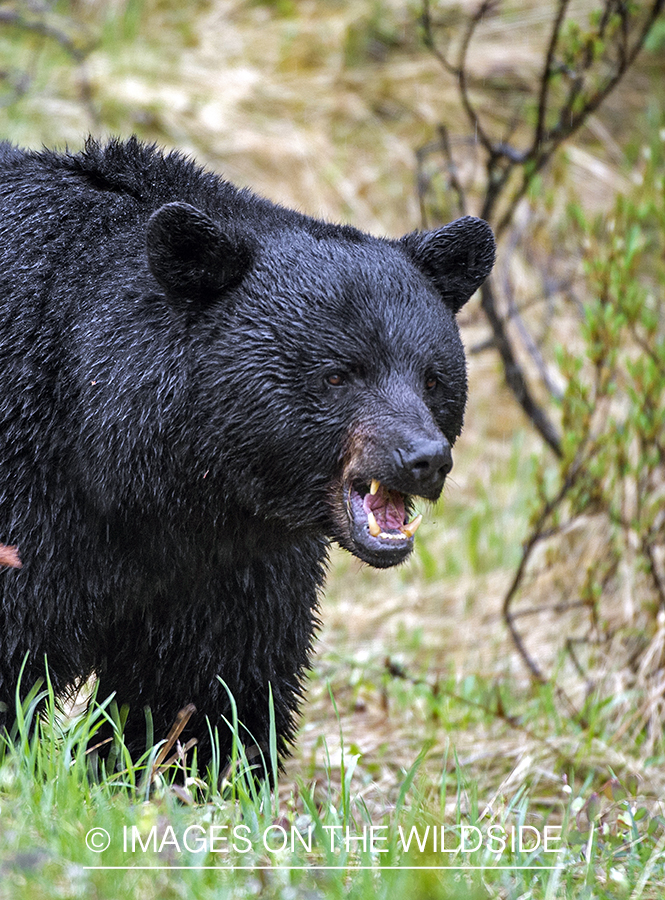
345, 478, 422, 566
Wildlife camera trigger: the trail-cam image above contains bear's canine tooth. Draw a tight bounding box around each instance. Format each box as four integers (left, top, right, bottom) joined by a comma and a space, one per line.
370, 479, 380, 495
367, 510, 381, 537
400, 514, 423, 539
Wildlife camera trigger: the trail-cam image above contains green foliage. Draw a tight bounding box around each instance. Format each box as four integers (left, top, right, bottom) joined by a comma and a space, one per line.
248, 0, 297, 17
99, 0, 148, 44
508, 133, 665, 720
559, 138, 664, 593
343, 2, 405, 67
645, 17, 665, 51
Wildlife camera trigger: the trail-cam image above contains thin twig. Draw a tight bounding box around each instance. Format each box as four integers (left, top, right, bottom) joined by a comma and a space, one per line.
480, 278, 563, 454
150, 703, 197, 777
0, 9, 88, 61
644, 534, 665, 612
437, 124, 467, 216
419, 0, 458, 77
456, 0, 498, 157
534, 0, 572, 150
500, 219, 565, 401
503, 452, 587, 680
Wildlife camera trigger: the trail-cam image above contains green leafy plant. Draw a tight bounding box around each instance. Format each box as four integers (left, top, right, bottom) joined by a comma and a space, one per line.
504, 135, 665, 746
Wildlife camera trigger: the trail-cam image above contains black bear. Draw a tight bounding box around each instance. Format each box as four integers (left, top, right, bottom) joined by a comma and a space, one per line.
0, 137, 494, 767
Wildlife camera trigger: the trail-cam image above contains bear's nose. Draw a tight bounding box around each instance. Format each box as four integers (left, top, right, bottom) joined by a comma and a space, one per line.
395, 438, 452, 494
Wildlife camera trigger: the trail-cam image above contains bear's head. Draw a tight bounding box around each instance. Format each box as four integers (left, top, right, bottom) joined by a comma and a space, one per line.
146, 202, 495, 567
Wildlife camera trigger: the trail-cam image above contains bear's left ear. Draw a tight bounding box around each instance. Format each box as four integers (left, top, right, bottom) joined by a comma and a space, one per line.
146, 201, 254, 306
399, 216, 495, 313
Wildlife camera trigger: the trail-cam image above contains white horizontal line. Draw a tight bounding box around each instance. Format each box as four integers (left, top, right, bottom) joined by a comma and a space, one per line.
83, 864, 567, 871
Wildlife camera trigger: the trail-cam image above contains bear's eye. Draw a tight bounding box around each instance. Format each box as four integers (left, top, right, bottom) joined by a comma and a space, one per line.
326, 372, 345, 387
425, 375, 438, 391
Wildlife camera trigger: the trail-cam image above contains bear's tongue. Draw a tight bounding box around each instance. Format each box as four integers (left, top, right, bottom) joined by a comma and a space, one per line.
363, 483, 406, 532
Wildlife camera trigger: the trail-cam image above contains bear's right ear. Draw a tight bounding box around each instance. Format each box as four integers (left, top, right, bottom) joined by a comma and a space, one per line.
146, 201, 253, 305
399, 216, 495, 313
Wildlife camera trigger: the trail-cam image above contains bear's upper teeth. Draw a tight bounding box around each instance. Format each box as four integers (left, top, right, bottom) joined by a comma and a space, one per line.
369, 478, 380, 496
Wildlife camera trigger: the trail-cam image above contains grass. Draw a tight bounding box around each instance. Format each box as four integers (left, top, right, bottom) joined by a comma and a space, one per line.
2, 661, 665, 899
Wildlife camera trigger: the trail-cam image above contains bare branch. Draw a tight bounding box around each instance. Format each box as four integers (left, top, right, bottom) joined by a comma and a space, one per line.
503, 452, 587, 679
456, 0, 498, 157
535, 0, 572, 150
436, 124, 467, 216
499, 228, 564, 402
419, 0, 458, 77
0, 9, 89, 61
480, 279, 563, 454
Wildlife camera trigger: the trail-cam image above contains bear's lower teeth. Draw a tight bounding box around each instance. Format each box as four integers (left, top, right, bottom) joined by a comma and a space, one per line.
367, 509, 422, 540
401, 514, 423, 538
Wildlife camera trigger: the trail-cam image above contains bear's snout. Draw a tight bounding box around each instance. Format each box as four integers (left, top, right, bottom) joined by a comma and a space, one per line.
393, 436, 452, 500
